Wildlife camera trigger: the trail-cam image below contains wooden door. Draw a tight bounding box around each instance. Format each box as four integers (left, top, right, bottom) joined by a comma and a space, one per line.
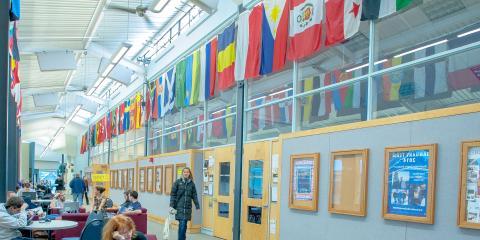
242, 142, 271, 240
213, 146, 235, 240
202, 149, 215, 232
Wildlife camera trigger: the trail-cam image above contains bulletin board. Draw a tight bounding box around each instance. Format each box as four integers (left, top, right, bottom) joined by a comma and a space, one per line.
147, 167, 154, 193
122, 169, 128, 190
164, 165, 174, 195
458, 140, 480, 229
289, 153, 320, 211
328, 149, 369, 216
139, 167, 146, 192
155, 166, 163, 194
128, 168, 135, 191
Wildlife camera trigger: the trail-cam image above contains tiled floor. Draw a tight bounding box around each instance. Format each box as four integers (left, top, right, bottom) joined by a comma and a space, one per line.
147, 220, 221, 240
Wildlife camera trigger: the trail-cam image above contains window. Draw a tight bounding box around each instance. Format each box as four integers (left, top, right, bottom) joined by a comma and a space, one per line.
248, 160, 263, 199
219, 162, 230, 196
218, 202, 229, 218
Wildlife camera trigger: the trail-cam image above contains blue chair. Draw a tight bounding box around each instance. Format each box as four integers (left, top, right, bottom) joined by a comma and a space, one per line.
62, 219, 104, 240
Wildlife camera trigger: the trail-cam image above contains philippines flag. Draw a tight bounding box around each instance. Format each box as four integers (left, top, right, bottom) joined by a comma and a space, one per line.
260, 0, 290, 75
325, 0, 362, 46
287, 0, 323, 60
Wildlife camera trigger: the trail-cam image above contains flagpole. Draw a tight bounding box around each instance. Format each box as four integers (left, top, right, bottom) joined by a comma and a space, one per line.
367, 20, 375, 120
0, 0, 10, 202
233, 80, 245, 240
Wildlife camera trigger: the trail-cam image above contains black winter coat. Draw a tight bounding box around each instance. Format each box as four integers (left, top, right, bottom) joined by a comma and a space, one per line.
169, 178, 200, 221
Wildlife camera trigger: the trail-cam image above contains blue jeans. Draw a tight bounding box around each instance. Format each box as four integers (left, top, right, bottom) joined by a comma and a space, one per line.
178, 219, 188, 240
72, 193, 83, 206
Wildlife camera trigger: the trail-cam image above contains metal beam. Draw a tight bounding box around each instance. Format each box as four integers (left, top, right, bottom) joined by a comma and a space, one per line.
233, 81, 245, 240
0, 0, 9, 202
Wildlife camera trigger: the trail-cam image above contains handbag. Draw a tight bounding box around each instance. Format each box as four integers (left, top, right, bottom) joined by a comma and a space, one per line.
162, 213, 173, 240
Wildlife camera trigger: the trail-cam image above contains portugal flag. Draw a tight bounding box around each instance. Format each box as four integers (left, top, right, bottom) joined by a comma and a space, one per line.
287, 0, 323, 61
325, 0, 362, 46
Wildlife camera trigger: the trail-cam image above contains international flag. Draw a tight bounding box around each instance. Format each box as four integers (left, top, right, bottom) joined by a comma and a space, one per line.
261, 0, 289, 75
190, 50, 200, 105
205, 38, 218, 98
196, 114, 205, 142
145, 86, 151, 123
162, 67, 176, 116
151, 81, 159, 120
211, 110, 227, 138
199, 46, 207, 102
80, 134, 87, 154
10, 0, 20, 21
310, 74, 331, 119
9, 22, 21, 122
325, 0, 362, 46
118, 103, 125, 135
129, 96, 136, 130
235, 4, 263, 81
217, 23, 236, 91
106, 111, 112, 140
287, 0, 323, 61
175, 59, 186, 108
135, 92, 142, 129
185, 54, 193, 106
123, 99, 130, 131
111, 108, 118, 137
414, 44, 449, 99
302, 77, 314, 124
90, 124, 96, 147
225, 106, 235, 137
361, 0, 413, 20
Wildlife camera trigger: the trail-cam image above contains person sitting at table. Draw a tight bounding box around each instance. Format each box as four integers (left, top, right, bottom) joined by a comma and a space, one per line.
121, 191, 142, 215
49, 192, 66, 209
116, 191, 131, 214
17, 182, 36, 198
91, 186, 109, 213
102, 214, 147, 240
0, 196, 32, 240
22, 198, 44, 218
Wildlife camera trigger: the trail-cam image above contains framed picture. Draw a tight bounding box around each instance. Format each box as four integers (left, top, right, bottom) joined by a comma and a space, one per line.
117, 170, 123, 189
139, 167, 146, 192
164, 165, 174, 195
122, 169, 128, 190
176, 163, 187, 180
328, 149, 369, 216
289, 153, 320, 211
382, 144, 437, 224
110, 170, 115, 188
155, 166, 163, 194
458, 140, 480, 229
147, 167, 154, 192
128, 168, 135, 190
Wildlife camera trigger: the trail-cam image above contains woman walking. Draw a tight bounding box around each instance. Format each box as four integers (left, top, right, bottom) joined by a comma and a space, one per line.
169, 167, 200, 240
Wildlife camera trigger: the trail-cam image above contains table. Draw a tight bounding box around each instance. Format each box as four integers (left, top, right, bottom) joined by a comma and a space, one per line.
32, 199, 52, 203
22, 220, 78, 240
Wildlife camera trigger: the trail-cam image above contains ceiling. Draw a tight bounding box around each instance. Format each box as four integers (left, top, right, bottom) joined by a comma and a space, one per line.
17, 0, 206, 152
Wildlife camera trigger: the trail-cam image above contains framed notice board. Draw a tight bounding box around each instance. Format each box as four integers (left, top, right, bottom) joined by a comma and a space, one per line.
458, 140, 480, 229
164, 165, 174, 195
328, 149, 369, 216
382, 144, 437, 224
289, 153, 320, 211
147, 167, 154, 193
139, 167, 146, 192
155, 165, 163, 194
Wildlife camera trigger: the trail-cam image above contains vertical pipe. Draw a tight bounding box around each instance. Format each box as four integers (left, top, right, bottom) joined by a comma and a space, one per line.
367, 20, 376, 121
179, 107, 184, 150
203, 100, 208, 149
161, 118, 166, 154
291, 61, 298, 132
233, 80, 245, 240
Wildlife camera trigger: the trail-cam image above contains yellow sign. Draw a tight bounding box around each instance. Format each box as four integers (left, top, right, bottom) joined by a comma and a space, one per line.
92, 174, 110, 182
177, 168, 183, 179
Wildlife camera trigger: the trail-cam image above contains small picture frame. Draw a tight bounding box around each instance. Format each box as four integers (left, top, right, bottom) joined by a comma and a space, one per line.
128, 168, 135, 190
289, 153, 320, 211
458, 140, 480, 229
139, 167, 146, 192
164, 165, 174, 195
147, 167, 154, 193
122, 169, 128, 190
328, 149, 369, 217
155, 166, 163, 194
382, 144, 437, 224
118, 170, 124, 189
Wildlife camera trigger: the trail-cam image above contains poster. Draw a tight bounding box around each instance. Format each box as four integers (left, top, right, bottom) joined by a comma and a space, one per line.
466, 146, 480, 223
147, 167, 154, 192
128, 169, 134, 190
293, 159, 314, 201
139, 168, 145, 191
387, 149, 430, 217
155, 167, 162, 193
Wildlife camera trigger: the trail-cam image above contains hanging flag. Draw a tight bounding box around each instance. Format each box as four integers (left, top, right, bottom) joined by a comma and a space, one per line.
151, 81, 159, 120
175, 59, 187, 108
135, 92, 142, 129
130, 95, 137, 130
309, 74, 332, 119
414, 44, 449, 99
225, 106, 235, 137
217, 23, 236, 90
302, 77, 314, 123
185, 54, 193, 106
196, 114, 205, 142
387, 57, 403, 101
111, 108, 118, 137
9, 22, 21, 123
190, 50, 200, 105
261, 0, 289, 75
199, 45, 207, 102
10, 0, 20, 21
325, 0, 362, 46
162, 67, 176, 116
124, 99, 130, 131
118, 103, 125, 135
90, 124, 96, 147
205, 38, 218, 98
80, 134, 86, 154
106, 111, 112, 140
330, 70, 343, 111
211, 110, 227, 138
361, 0, 413, 20
235, 4, 263, 81
145, 86, 151, 124
287, 0, 323, 61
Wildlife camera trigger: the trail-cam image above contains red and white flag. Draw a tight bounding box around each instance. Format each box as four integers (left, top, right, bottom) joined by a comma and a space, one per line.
325, 0, 362, 46
287, 0, 323, 60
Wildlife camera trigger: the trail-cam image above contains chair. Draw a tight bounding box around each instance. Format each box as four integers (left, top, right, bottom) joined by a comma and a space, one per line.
123, 208, 148, 234
62, 219, 104, 240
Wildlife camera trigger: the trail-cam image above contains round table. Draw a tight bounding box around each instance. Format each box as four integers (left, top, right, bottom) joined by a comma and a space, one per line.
22, 220, 78, 240
32, 199, 52, 203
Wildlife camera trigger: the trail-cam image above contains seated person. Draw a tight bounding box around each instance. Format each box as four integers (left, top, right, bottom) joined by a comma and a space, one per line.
91, 186, 109, 213
0, 196, 31, 240
22, 198, 44, 218
102, 214, 147, 240
121, 191, 142, 215
17, 183, 36, 198
116, 191, 131, 214
49, 192, 66, 209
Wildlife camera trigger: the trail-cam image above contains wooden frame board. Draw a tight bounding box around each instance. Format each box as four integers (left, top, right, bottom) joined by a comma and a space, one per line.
288, 153, 320, 211
382, 144, 437, 224
155, 165, 163, 194
128, 168, 135, 191
164, 165, 174, 195
458, 140, 480, 229
147, 166, 154, 192
139, 167, 146, 192
328, 149, 369, 217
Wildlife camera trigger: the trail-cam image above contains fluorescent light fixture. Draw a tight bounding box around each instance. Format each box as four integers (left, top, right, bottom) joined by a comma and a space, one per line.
268, 88, 293, 97
374, 59, 388, 65
211, 109, 225, 115
101, 63, 115, 77
111, 43, 132, 64
86, 87, 96, 96
394, 39, 448, 58
66, 105, 81, 125
248, 96, 266, 103
151, 0, 170, 12
345, 59, 387, 72
77, 108, 93, 118
457, 27, 480, 38
53, 127, 65, 139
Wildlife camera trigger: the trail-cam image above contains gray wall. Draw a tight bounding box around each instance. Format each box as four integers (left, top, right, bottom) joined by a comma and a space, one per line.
280, 112, 480, 240
109, 151, 203, 225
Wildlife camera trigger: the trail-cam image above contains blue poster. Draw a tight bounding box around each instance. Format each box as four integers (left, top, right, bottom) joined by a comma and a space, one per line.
387, 149, 430, 217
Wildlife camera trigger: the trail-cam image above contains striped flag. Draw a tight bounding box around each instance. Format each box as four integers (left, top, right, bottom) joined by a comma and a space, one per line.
175, 59, 187, 108
217, 23, 237, 90
325, 0, 362, 46
205, 38, 218, 99
361, 0, 413, 20
261, 0, 289, 74
190, 50, 201, 105
414, 44, 449, 99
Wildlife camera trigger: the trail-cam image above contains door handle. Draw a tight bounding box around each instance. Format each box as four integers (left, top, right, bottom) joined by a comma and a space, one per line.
263, 205, 269, 208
